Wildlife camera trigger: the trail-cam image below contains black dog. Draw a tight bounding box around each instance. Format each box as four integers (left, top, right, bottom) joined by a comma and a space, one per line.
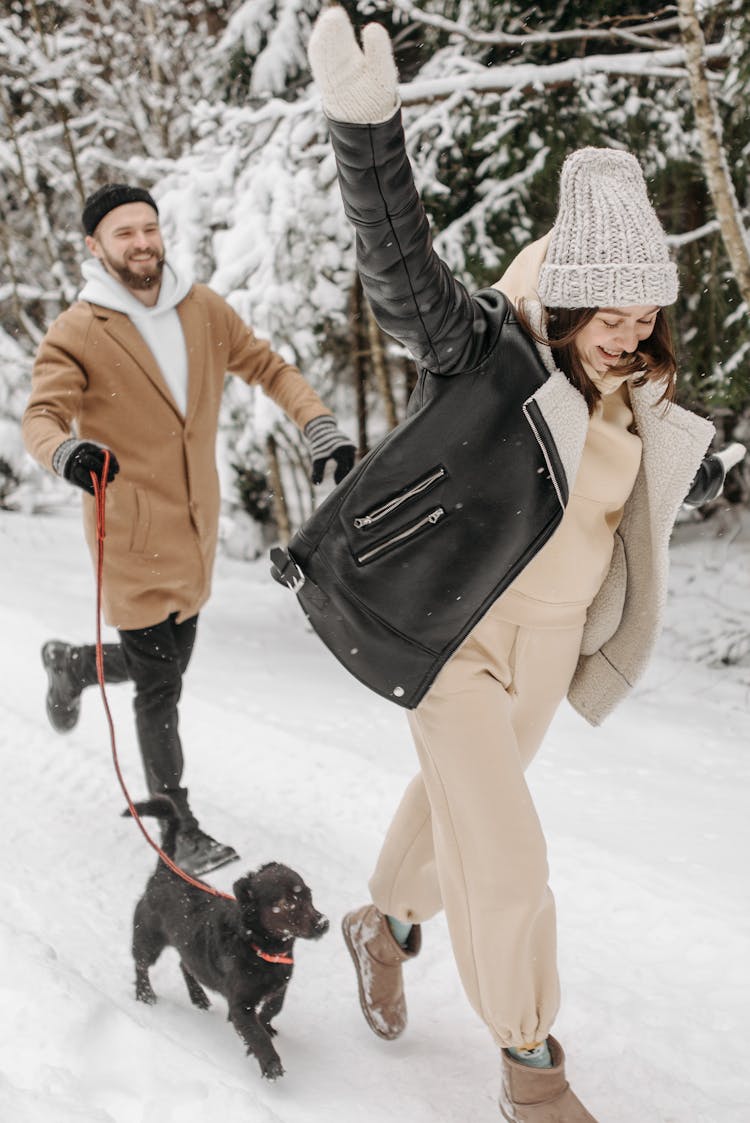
127, 797, 328, 1079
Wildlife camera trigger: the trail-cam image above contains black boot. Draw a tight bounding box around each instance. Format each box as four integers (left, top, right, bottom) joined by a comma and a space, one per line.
41, 641, 83, 733
166, 787, 240, 877
174, 825, 240, 877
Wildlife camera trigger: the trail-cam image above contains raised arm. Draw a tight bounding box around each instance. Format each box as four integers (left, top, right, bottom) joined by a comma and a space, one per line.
308, 6, 500, 376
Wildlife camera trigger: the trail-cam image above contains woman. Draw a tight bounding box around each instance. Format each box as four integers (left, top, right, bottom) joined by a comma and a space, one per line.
290, 9, 746, 1121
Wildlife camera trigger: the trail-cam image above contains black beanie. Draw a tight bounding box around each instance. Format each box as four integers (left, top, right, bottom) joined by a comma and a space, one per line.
81, 184, 158, 236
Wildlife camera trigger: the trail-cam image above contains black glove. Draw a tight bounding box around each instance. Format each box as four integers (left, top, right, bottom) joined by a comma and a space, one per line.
54, 439, 120, 496
322, 444, 356, 485
304, 415, 356, 485
683, 442, 746, 507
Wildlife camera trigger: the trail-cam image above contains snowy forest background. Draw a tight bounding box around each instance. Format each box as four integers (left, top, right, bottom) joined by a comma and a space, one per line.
2, 8, 750, 1118
1, 0, 750, 545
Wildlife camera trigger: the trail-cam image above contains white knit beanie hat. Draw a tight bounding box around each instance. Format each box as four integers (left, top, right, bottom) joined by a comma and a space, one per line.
537, 147, 678, 309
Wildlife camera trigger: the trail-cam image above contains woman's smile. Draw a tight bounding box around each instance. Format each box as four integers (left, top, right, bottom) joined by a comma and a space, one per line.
597, 345, 624, 365
575, 305, 659, 374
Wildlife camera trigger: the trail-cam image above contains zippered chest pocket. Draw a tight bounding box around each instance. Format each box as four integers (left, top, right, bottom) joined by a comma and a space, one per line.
352, 465, 447, 566
356, 507, 445, 565
353, 466, 447, 528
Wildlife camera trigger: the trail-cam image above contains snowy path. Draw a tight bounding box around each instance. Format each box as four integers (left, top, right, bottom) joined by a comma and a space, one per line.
1, 508, 748, 1123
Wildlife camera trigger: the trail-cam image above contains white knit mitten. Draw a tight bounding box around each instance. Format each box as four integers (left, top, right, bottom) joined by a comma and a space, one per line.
307, 5, 399, 124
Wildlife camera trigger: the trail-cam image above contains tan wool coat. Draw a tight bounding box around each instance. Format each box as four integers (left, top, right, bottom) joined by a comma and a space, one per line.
23, 283, 330, 629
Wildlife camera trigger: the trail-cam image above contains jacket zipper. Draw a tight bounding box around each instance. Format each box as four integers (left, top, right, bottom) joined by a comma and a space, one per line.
353, 467, 446, 529
522, 400, 568, 510
356, 507, 445, 564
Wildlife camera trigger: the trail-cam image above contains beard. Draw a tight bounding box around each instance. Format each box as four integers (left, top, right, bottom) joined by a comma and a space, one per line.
101, 247, 165, 290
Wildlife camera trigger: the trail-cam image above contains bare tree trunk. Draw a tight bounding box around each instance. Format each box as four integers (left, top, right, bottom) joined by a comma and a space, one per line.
398, 353, 418, 411
28, 0, 86, 205
0, 217, 41, 346
265, 433, 291, 544
141, 1, 162, 85
350, 275, 369, 459
678, 0, 750, 306
273, 423, 315, 522
141, 2, 176, 153
0, 84, 69, 296
366, 299, 399, 431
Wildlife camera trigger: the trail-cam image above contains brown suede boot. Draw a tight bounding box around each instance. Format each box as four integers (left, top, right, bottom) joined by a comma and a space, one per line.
341, 904, 421, 1040
500, 1037, 599, 1122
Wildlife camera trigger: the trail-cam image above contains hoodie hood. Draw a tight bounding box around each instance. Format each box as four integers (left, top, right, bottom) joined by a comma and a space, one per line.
493, 232, 551, 308
79, 258, 193, 416
79, 258, 193, 316
493, 233, 559, 378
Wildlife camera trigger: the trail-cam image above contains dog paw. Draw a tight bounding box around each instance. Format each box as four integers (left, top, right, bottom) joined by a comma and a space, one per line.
187, 987, 211, 1011
136, 985, 157, 1005
261, 1057, 285, 1081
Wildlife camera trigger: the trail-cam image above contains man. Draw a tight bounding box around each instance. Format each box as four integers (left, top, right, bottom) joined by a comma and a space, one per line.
23, 183, 355, 876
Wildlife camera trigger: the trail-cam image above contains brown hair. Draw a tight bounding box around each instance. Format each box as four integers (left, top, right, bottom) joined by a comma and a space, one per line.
516, 302, 677, 415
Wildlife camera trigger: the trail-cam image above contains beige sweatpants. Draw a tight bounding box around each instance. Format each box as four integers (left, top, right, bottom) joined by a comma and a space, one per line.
368, 591, 585, 1050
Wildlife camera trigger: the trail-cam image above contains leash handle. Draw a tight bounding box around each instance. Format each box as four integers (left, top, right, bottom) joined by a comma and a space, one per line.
90, 457, 234, 901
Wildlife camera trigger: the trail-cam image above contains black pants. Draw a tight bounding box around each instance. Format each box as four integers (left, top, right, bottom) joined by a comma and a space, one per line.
74, 614, 198, 799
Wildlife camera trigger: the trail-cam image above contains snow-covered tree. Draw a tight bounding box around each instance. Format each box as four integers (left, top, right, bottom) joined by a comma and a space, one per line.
0, 0, 237, 504
0, 0, 233, 345
2, 0, 749, 532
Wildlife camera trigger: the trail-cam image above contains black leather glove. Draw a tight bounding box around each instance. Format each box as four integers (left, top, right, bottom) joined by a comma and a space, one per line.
684, 442, 746, 507
53, 439, 120, 496
304, 415, 356, 485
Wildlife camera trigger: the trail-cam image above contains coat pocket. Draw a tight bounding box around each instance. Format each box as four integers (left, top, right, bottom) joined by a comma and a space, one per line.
129, 487, 152, 554
355, 506, 445, 565
579, 531, 627, 656
352, 466, 447, 529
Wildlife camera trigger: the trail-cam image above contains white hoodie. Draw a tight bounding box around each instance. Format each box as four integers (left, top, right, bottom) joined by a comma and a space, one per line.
79, 259, 193, 415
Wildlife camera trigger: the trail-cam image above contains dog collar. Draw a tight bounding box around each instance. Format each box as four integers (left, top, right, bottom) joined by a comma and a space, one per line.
251, 943, 294, 965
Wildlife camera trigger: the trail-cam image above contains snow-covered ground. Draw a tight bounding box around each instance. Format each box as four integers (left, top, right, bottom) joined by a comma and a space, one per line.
1, 503, 748, 1123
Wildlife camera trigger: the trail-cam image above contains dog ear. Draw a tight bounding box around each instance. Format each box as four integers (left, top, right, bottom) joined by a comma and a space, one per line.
232, 874, 257, 907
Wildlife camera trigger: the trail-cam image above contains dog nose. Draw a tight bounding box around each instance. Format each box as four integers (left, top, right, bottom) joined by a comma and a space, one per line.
314, 914, 329, 936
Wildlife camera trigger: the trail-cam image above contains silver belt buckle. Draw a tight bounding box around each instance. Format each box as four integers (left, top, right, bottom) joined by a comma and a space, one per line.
287, 559, 305, 593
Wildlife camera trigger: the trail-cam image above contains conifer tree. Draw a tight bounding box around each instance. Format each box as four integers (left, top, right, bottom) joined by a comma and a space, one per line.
1, 0, 748, 519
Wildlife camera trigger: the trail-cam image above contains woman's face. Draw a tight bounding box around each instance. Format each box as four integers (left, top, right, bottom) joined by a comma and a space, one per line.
574, 305, 659, 376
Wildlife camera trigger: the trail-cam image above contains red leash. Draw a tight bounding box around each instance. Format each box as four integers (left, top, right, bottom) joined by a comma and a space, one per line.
91, 453, 234, 902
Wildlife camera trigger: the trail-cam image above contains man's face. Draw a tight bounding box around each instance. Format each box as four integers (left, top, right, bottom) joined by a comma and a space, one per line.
85, 202, 165, 291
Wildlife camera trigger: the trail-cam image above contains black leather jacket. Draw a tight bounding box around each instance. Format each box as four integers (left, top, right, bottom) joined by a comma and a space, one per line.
276, 110, 722, 709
